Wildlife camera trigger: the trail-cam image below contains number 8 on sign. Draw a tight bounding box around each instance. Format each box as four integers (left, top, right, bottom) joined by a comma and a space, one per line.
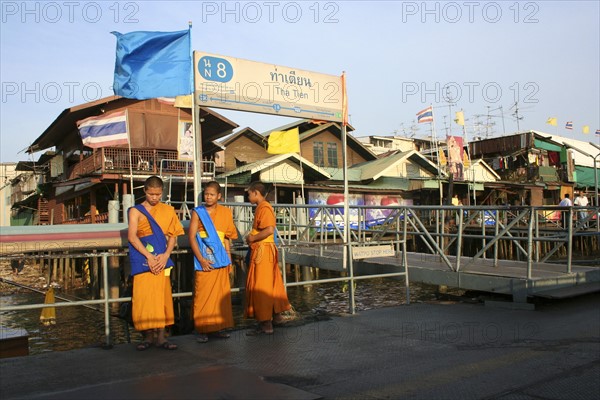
198, 56, 233, 83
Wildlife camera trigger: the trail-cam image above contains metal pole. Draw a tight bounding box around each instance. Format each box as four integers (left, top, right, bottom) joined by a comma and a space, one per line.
342, 123, 355, 314
594, 154, 600, 207
455, 206, 463, 271
192, 109, 201, 206
431, 107, 443, 206
594, 154, 600, 232
340, 72, 355, 314
527, 208, 534, 279
102, 253, 111, 348
403, 207, 410, 304
567, 208, 573, 273
125, 109, 134, 193
588, 144, 600, 231
534, 208, 540, 262
191, 48, 203, 207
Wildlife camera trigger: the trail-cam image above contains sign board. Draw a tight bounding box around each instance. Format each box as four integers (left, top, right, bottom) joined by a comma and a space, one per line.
352, 244, 395, 260
193, 51, 343, 122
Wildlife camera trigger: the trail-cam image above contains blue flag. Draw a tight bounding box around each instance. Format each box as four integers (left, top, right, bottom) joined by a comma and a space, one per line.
112, 29, 192, 100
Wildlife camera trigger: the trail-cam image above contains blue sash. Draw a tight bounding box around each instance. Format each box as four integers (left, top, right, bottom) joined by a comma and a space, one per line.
128, 204, 175, 276
193, 206, 231, 271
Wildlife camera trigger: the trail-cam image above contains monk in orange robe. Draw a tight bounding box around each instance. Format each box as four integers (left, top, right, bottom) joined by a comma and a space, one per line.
128, 176, 184, 351
244, 181, 292, 335
189, 181, 238, 343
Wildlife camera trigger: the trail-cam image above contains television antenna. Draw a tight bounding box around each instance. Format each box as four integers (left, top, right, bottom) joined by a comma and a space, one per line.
443, 86, 457, 136
472, 113, 496, 138
510, 102, 524, 132
484, 105, 506, 135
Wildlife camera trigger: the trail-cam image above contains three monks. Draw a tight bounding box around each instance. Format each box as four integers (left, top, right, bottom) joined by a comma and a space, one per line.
128, 178, 292, 348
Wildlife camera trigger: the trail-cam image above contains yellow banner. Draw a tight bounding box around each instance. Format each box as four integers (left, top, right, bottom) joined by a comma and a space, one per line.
267, 128, 300, 154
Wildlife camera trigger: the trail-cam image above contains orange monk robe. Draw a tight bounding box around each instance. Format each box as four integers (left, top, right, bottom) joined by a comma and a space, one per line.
193, 204, 238, 333
132, 202, 184, 332
244, 201, 291, 321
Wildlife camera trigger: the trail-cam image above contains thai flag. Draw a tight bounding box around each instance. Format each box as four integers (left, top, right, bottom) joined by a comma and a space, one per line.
77, 110, 129, 148
596, 129, 600, 135
565, 121, 573, 130
416, 106, 434, 123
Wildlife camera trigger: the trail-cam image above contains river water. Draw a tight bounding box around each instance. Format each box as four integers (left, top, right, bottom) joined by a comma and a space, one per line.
1, 266, 465, 355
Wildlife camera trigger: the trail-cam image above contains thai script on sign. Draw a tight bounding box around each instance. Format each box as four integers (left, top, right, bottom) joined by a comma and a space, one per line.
269, 70, 312, 88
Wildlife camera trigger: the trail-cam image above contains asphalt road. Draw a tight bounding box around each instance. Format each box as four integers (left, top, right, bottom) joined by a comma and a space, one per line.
1, 293, 599, 400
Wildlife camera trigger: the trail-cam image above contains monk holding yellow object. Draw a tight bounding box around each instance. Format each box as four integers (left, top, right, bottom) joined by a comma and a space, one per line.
189, 181, 238, 343
244, 181, 292, 335
128, 176, 184, 351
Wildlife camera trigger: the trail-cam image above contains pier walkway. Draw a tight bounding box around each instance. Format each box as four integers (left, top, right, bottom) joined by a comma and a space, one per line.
1, 293, 599, 400
2, 204, 599, 306
283, 247, 600, 304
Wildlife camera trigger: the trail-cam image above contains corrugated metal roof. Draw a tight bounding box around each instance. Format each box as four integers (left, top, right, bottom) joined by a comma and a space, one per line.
534, 138, 563, 152
218, 127, 264, 147
360, 177, 410, 190
533, 131, 599, 168
470, 132, 533, 157
217, 153, 331, 182
470, 130, 599, 168
353, 150, 441, 181
321, 167, 363, 182
261, 119, 355, 137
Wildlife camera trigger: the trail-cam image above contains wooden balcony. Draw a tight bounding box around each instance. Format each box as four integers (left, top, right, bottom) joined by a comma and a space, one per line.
67, 148, 206, 179
62, 212, 109, 225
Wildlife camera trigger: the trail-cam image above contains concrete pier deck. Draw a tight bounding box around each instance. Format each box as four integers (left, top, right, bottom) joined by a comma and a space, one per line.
1, 293, 599, 400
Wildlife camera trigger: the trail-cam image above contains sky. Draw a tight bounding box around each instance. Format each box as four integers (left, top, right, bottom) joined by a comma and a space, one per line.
1, 0, 599, 163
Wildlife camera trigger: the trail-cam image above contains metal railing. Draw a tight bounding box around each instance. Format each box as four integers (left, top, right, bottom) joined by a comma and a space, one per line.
231, 203, 598, 269
0, 207, 410, 346
2, 202, 598, 348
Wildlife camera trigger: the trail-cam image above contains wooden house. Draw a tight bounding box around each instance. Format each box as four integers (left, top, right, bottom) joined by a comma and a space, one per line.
24, 96, 238, 224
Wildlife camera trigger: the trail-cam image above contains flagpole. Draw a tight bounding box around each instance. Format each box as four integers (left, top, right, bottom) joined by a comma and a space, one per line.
125, 109, 134, 196
192, 82, 202, 206
431, 106, 442, 206
429, 105, 443, 250
469, 128, 476, 206
188, 22, 202, 207
461, 110, 476, 205
341, 71, 355, 313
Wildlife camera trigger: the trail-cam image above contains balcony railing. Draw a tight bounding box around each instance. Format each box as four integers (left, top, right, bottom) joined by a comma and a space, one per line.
67, 148, 199, 179
63, 212, 109, 224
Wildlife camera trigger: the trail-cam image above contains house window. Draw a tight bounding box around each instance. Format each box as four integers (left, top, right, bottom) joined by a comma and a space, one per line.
327, 143, 338, 167
313, 142, 324, 167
